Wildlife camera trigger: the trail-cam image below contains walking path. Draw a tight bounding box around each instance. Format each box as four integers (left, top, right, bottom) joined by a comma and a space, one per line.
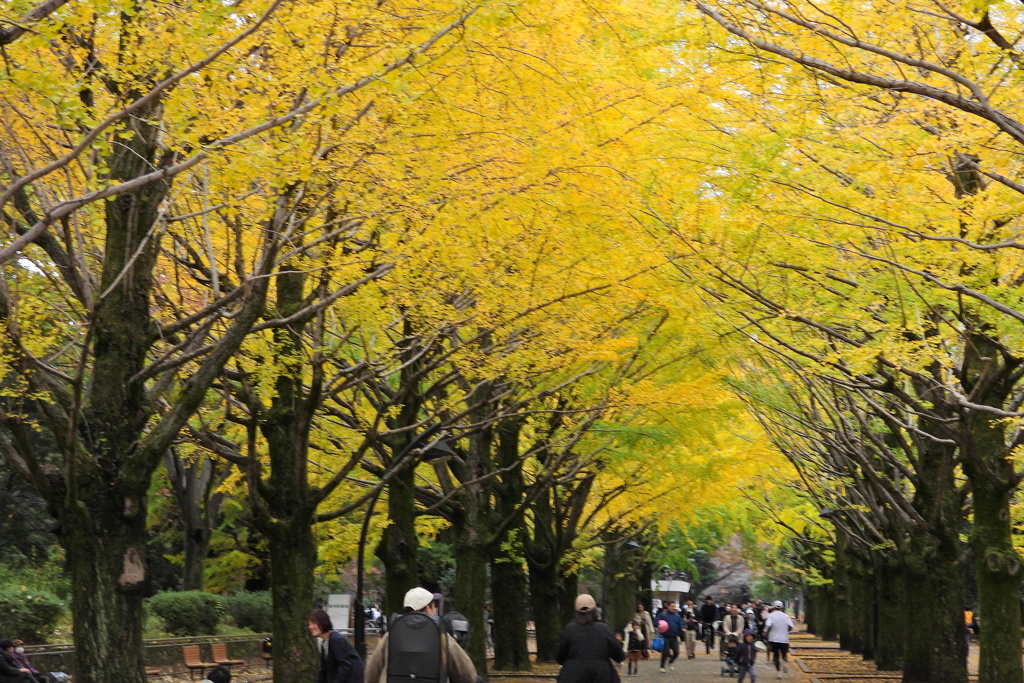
621, 645, 810, 683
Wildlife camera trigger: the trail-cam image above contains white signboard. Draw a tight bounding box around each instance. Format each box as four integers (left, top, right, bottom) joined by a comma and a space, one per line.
651, 580, 691, 593
327, 593, 352, 631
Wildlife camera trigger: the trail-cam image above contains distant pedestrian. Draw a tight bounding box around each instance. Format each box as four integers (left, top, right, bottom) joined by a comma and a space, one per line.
736, 630, 758, 683
657, 602, 684, 672
556, 594, 625, 683
763, 602, 794, 679
624, 623, 644, 677
632, 604, 655, 659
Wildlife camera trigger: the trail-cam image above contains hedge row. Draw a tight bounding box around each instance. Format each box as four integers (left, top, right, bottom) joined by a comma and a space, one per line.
0, 588, 272, 641
147, 590, 272, 636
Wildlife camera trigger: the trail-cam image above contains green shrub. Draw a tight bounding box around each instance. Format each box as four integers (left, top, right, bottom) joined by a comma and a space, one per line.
223, 591, 272, 633
147, 591, 223, 636
0, 585, 65, 642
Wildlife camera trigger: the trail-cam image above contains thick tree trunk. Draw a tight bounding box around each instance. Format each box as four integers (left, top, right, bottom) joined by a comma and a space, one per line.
455, 540, 490, 676
489, 418, 531, 671
873, 558, 903, 671
490, 551, 531, 670
376, 466, 420, 617
900, 538, 967, 683
528, 554, 562, 662
63, 476, 150, 683
604, 541, 639, 632
970, 478, 1023, 683
267, 516, 319, 682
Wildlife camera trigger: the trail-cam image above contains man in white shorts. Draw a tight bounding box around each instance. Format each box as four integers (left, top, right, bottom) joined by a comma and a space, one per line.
763, 601, 794, 679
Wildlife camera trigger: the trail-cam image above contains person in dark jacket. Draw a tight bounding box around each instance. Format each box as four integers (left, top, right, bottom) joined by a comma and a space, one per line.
308, 610, 365, 683
0, 641, 35, 683
735, 630, 758, 683
699, 597, 718, 650
8, 642, 43, 683
556, 594, 625, 683
657, 602, 684, 672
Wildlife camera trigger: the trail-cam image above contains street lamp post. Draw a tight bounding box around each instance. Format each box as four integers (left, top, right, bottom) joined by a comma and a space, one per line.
353, 429, 453, 659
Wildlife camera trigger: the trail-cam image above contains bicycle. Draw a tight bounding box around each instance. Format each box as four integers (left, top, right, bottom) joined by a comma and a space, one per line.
703, 621, 716, 654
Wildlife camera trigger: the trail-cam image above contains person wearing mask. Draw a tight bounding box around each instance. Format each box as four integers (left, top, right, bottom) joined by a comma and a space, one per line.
555, 594, 625, 683
308, 609, 365, 683
8, 642, 43, 683
0, 640, 35, 683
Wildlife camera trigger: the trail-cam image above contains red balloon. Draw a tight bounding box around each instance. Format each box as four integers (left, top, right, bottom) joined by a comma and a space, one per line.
658, 620, 668, 633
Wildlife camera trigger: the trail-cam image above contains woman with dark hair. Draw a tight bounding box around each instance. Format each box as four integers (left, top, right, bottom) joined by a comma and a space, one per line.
0, 640, 36, 683
308, 609, 365, 683
555, 595, 625, 683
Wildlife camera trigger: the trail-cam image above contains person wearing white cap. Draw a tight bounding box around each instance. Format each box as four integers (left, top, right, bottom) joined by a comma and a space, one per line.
365, 587, 478, 683
762, 602, 794, 679
554, 594, 626, 683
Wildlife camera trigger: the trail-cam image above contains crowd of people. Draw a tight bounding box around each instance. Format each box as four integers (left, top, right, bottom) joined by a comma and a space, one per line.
610, 597, 795, 681
2, 589, 795, 683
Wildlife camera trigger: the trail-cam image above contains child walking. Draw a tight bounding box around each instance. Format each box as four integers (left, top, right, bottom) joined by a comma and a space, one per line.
626, 622, 645, 677
737, 630, 758, 682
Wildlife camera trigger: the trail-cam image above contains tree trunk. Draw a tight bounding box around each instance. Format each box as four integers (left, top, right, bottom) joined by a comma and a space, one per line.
455, 539, 490, 676
959, 336, 1024, 683
873, 557, 903, 671
900, 537, 967, 683
267, 516, 319, 682
490, 551, 531, 670
528, 553, 562, 662
604, 540, 639, 632
62, 475, 150, 683
489, 419, 531, 670
970, 477, 1023, 683
376, 465, 420, 618
164, 449, 229, 591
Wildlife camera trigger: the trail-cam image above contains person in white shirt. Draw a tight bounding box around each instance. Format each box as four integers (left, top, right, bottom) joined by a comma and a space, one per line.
763, 601, 794, 679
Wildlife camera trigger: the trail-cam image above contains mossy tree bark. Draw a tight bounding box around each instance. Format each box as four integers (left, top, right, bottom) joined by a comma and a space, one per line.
490, 418, 531, 671
959, 333, 1024, 683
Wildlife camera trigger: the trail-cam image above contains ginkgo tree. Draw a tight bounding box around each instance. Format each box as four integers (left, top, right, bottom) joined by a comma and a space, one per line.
0, 0, 480, 680
642, 2, 1024, 681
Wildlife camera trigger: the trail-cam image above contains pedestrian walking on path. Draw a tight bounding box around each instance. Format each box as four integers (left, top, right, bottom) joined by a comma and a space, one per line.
556, 594, 625, 683
763, 602, 794, 679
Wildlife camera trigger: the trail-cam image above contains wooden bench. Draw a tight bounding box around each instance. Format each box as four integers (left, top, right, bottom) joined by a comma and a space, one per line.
211, 642, 244, 668
182, 645, 218, 681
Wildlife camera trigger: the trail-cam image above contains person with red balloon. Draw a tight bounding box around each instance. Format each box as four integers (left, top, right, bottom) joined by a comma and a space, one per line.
657, 602, 684, 672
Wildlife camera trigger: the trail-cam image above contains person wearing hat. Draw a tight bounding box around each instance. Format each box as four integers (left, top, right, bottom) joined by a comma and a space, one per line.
762, 601, 794, 679
554, 594, 625, 683
0, 640, 36, 683
365, 587, 478, 683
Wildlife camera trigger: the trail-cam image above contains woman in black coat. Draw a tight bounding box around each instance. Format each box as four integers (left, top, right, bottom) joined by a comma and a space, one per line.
308, 610, 365, 683
0, 640, 35, 683
556, 595, 625, 683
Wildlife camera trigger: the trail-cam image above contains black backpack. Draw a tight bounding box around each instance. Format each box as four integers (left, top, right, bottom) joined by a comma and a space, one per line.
443, 611, 470, 650
387, 612, 447, 683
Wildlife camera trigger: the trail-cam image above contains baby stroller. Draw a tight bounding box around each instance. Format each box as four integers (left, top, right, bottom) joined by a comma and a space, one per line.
720, 636, 739, 677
